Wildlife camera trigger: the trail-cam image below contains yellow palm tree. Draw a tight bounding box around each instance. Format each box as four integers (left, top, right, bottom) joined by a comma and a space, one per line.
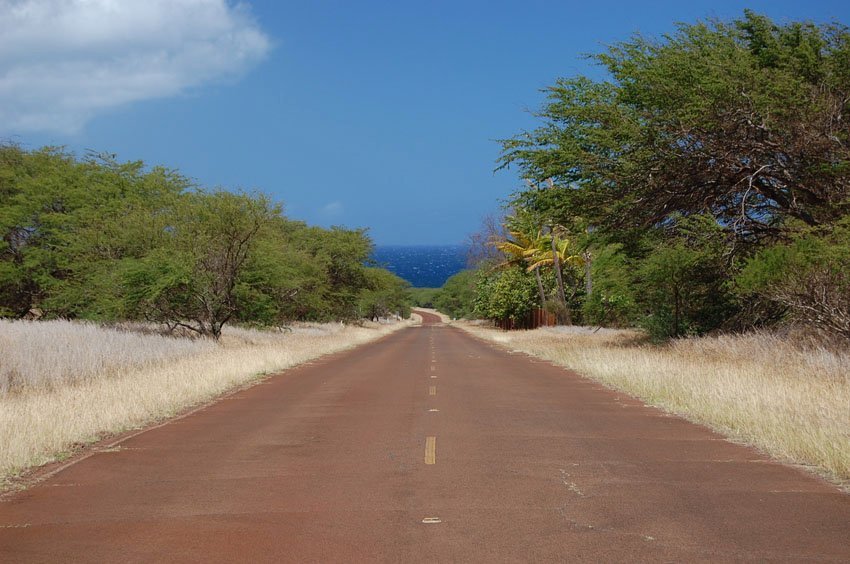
493, 230, 548, 306
524, 235, 583, 272
524, 228, 584, 325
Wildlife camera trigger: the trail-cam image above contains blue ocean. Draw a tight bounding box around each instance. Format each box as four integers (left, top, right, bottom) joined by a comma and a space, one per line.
372, 245, 468, 288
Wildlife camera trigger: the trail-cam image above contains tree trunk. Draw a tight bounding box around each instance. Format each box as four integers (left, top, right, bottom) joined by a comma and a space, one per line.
534, 268, 547, 306
584, 250, 592, 296
550, 231, 572, 325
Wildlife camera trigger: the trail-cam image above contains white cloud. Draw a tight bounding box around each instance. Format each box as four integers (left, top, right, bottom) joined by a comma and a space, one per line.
0, 0, 271, 134
320, 201, 344, 218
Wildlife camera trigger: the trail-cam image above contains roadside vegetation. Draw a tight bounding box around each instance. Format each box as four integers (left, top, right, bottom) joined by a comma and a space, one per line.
0, 318, 412, 488
0, 146, 411, 336
408, 287, 440, 309
434, 11, 850, 486
437, 11, 850, 344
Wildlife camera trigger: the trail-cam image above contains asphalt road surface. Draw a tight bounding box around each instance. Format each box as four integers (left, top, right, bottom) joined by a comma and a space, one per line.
1, 311, 849, 562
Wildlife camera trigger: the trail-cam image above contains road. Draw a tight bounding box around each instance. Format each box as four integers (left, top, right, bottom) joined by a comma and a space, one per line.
1, 310, 849, 562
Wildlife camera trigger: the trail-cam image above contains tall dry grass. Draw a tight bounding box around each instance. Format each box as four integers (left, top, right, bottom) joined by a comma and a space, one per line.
0, 320, 218, 393
0, 318, 412, 486
459, 323, 850, 486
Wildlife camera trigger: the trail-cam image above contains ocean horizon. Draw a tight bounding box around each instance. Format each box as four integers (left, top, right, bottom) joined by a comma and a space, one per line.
372, 245, 468, 288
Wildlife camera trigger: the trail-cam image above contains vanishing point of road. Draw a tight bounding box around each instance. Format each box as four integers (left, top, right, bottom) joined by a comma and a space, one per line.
1, 311, 849, 562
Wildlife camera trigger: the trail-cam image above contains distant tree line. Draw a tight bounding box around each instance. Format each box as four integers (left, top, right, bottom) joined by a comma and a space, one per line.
0, 146, 411, 338
437, 11, 850, 341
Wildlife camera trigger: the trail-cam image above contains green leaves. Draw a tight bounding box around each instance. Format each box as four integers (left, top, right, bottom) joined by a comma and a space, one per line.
358, 267, 411, 321
502, 11, 850, 238
434, 270, 477, 319
495, 11, 850, 339
473, 267, 538, 322
0, 145, 410, 332
736, 223, 850, 338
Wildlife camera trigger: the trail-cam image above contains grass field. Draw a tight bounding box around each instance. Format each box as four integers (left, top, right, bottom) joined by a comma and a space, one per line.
0, 318, 413, 488
459, 322, 850, 488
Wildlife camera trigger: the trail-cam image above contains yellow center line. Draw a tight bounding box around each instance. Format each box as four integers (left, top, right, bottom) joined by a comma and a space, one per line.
425, 436, 436, 464
429, 385, 436, 396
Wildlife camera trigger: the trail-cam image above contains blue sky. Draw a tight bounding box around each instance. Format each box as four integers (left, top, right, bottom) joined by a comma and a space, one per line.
3, 1, 850, 245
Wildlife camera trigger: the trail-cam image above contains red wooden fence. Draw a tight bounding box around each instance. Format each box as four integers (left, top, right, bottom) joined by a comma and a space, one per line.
494, 308, 556, 330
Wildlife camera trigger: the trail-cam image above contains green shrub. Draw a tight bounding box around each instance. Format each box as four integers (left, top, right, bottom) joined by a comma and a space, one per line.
434, 270, 478, 319
737, 221, 850, 339
473, 267, 538, 322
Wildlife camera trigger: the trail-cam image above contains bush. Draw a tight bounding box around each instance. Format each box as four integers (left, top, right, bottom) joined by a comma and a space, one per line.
409, 287, 440, 308
636, 236, 736, 341
582, 244, 638, 327
358, 268, 412, 321
434, 270, 478, 319
738, 222, 850, 339
473, 267, 537, 322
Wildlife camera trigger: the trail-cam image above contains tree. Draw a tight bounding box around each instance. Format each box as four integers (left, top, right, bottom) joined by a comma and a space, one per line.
466, 214, 507, 267
493, 229, 548, 306
123, 191, 275, 339
434, 270, 478, 319
500, 11, 850, 242
287, 226, 373, 321
582, 244, 637, 327
232, 216, 323, 327
0, 146, 408, 331
409, 287, 440, 308
737, 220, 850, 339
496, 11, 850, 337
636, 216, 738, 340
637, 244, 703, 340
524, 226, 584, 324
0, 145, 190, 319
358, 267, 412, 321
493, 209, 588, 325
473, 267, 538, 323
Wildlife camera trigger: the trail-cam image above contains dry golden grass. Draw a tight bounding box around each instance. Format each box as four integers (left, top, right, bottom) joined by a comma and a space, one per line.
458, 322, 850, 486
0, 319, 217, 393
0, 319, 412, 487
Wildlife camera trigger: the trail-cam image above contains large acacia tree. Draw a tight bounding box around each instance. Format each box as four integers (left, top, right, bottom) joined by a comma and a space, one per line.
498, 11, 850, 338
500, 11, 850, 244
123, 191, 276, 339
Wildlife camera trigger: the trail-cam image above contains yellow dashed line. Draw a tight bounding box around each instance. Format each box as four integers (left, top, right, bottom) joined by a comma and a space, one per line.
429, 385, 436, 396
425, 436, 436, 464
